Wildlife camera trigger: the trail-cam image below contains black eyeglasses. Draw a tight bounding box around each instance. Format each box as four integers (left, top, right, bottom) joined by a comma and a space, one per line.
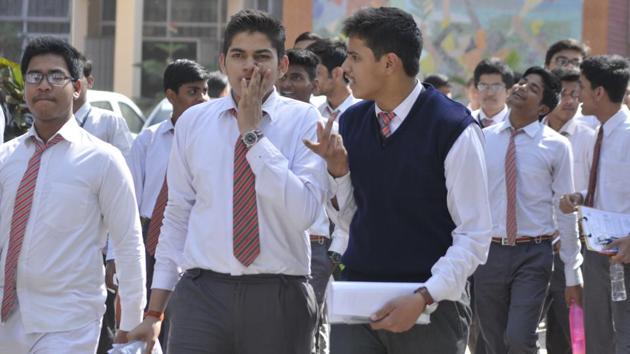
24, 71, 74, 86
553, 56, 582, 68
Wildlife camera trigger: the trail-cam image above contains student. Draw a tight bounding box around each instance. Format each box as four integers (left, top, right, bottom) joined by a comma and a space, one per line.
424, 73, 452, 97
540, 67, 595, 354
73, 55, 133, 156
560, 55, 630, 354
475, 66, 583, 354
123, 58, 209, 351
0, 36, 145, 354
277, 48, 319, 103
305, 7, 492, 354
471, 58, 513, 128
128, 10, 326, 354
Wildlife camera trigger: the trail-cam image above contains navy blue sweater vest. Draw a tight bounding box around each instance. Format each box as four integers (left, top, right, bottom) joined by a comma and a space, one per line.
339, 85, 474, 282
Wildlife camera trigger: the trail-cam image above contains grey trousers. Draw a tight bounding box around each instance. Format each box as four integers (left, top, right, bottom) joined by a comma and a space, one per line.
167, 268, 317, 354
330, 291, 471, 354
474, 241, 553, 354
542, 254, 570, 354
583, 250, 630, 354
310, 241, 334, 354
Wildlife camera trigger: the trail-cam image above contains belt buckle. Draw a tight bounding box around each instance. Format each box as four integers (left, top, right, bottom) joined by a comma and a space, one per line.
534, 236, 542, 244
502, 238, 514, 246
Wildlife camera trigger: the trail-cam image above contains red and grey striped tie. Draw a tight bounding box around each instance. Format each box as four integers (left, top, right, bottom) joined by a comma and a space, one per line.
2, 135, 64, 322
505, 128, 522, 245
231, 110, 260, 266
377, 111, 395, 138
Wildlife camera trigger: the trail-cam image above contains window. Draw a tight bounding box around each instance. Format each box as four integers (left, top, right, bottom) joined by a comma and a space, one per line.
90, 101, 113, 111
141, 0, 227, 99
118, 102, 144, 133
0, 0, 71, 61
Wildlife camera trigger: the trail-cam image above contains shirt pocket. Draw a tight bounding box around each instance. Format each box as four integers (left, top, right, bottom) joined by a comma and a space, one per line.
41, 182, 91, 233
603, 159, 630, 198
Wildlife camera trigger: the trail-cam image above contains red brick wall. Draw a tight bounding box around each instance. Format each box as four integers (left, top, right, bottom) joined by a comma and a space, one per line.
607, 0, 630, 56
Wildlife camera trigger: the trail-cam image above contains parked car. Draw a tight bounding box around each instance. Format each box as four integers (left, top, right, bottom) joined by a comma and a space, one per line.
143, 98, 172, 129
87, 90, 146, 134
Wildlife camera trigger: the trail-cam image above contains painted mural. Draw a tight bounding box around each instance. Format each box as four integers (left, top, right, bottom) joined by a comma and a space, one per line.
313, 0, 584, 87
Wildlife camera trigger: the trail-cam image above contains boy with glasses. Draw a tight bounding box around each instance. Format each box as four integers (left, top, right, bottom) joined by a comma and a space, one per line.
472, 58, 514, 128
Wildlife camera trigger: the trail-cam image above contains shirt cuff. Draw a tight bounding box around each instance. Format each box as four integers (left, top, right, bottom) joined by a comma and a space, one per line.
329, 229, 349, 255
119, 301, 143, 331
245, 136, 278, 175
423, 275, 453, 303
151, 268, 181, 292
564, 265, 583, 287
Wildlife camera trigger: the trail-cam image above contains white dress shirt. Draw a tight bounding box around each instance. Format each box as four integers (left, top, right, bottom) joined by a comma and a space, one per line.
75, 102, 133, 156
542, 117, 596, 191
0, 118, 146, 333
0, 107, 5, 143
484, 119, 583, 286
327, 81, 494, 302
127, 118, 174, 218
153, 89, 328, 291
587, 107, 630, 214
308, 94, 361, 255
472, 105, 509, 127
318, 94, 361, 119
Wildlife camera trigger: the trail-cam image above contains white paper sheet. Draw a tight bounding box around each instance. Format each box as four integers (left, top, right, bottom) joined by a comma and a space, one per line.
579, 206, 630, 254
108, 340, 163, 354
327, 281, 438, 325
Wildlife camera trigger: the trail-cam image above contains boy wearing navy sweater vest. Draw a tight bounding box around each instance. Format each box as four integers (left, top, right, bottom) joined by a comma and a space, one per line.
305, 7, 493, 354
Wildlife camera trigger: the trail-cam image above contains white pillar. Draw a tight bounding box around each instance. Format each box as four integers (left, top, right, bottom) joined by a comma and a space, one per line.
70, 0, 89, 52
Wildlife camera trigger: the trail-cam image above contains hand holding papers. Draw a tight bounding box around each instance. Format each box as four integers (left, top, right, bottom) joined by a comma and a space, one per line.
578, 206, 630, 255
327, 281, 438, 328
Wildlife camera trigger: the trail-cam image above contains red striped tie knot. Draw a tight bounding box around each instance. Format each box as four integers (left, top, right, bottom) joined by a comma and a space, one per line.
377, 111, 396, 138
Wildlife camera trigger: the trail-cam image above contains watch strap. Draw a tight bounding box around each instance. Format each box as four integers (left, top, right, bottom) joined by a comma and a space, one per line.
414, 286, 435, 305
144, 310, 165, 321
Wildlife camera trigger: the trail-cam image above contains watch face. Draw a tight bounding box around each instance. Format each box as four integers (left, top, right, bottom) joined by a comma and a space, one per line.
243, 131, 258, 146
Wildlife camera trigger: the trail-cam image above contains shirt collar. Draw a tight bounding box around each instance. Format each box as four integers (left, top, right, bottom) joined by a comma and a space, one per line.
219, 87, 279, 121
478, 105, 508, 122
74, 102, 92, 121
158, 117, 175, 135
26, 116, 82, 145
375, 80, 423, 119
601, 106, 630, 138
541, 116, 578, 136
325, 94, 358, 116
498, 114, 541, 138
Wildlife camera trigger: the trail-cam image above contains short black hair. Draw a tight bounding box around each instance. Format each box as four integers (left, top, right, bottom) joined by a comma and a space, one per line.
545, 39, 589, 67
294, 31, 321, 45
342, 7, 422, 77
306, 39, 347, 74
551, 67, 580, 83
580, 55, 630, 103
522, 66, 561, 112
21, 36, 82, 81
79, 54, 93, 78
424, 74, 450, 89
473, 58, 514, 88
223, 9, 285, 58
207, 70, 228, 98
163, 59, 210, 93
286, 48, 320, 81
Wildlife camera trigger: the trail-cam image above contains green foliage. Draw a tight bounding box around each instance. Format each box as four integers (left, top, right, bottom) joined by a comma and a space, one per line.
0, 57, 31, 140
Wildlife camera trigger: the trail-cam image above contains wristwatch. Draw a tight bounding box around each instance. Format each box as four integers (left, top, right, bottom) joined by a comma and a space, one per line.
414, 286, 435, 305
328, 251, 342, 264
241, 129, 264, 149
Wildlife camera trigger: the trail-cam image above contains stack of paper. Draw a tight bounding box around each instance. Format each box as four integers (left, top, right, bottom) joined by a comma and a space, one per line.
579, 206, 630, 254
327, 281, 438, 324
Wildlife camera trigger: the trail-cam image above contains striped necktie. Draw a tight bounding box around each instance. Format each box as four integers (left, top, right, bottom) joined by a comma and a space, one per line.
146, 176, 168, 256
231, 110, 260, 266
377, 111, 396, 138
505, 128, 522, 245
584, 126, 604, 207
2, 135, 64, 322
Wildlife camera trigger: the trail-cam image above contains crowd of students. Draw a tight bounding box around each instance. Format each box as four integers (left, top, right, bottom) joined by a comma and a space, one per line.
0, 6, 629, 354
